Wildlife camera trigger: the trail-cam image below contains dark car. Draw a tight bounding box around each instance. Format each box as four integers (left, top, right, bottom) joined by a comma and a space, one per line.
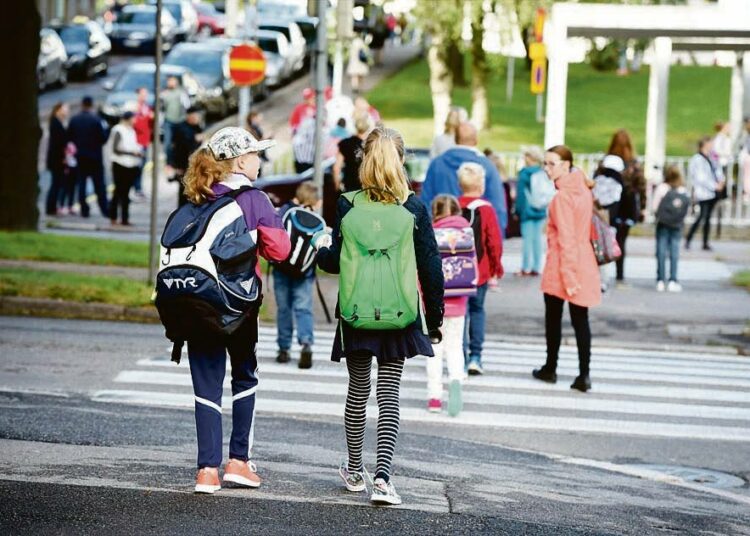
195, 2, 226, 37
148, 0, 199, 43
38, 28, 68, 90
52, 19, 110, 80
110, 4, 178, 54
101, 63, 206, 124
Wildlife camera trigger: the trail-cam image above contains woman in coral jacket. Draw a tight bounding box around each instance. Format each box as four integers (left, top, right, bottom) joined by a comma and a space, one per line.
532, 145, 601, 393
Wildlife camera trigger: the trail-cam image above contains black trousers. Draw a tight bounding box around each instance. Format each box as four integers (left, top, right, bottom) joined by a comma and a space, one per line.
615, 224, 630, 281
544, 293, 591, 376
77, 156, 108, 218
46, 168, 65, 215
686, 198, 716, 248
109, 162, 139, 224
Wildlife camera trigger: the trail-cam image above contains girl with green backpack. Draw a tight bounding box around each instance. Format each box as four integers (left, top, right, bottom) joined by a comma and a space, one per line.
313, 126, 444, 505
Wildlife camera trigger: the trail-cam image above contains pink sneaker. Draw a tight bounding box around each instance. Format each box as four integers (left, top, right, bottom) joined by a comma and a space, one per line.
427, 398, 442, 413
195, 467, 221, 494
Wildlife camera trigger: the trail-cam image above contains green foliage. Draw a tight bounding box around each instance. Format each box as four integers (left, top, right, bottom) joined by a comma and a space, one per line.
0, 268, 153, 307
587, 40, 621, 72
732, 270, 750, 290
0, 232, 149, 267
368, 56, 731, 155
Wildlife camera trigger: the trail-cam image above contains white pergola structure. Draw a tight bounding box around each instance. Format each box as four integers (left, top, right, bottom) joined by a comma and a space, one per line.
544, 1, 750, 183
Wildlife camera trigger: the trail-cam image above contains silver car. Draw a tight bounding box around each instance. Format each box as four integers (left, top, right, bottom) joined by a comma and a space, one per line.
258, 20, 306, 73
255, 29, 294, 87
38, 28, 68, 90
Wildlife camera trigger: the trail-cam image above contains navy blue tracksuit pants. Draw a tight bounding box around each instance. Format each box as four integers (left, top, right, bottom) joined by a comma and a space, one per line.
188, 317, 259, 469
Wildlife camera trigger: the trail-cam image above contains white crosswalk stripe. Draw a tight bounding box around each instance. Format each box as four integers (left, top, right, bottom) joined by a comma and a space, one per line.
92, 327, 750, 442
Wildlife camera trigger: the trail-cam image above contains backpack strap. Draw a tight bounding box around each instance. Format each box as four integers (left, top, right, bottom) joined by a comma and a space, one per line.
224, 185, 253, 199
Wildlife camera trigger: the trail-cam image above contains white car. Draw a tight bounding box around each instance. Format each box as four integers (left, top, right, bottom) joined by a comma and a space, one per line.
256, 29, 295, 86
258, 20, 306, 73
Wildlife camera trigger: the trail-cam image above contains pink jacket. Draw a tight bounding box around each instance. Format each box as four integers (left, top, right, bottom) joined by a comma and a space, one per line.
541, 169, 601, 308
433, 215, 470, 317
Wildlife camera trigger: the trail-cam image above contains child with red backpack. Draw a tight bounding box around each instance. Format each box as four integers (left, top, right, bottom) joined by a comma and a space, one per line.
458, 162, 504, 375
428, 194, 476, 416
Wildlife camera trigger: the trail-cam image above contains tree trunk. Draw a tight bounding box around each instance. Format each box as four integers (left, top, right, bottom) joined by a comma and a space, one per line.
446, 39, 467, 88
428, 36, 453, 138
0, 3, 40, 230
470, 2, 490, 130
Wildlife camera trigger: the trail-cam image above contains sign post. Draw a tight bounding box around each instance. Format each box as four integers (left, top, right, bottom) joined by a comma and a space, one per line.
148, 0, 163, 285
529, 9, 547, 124
312, 0, 329, 212
229, 43, 266, 128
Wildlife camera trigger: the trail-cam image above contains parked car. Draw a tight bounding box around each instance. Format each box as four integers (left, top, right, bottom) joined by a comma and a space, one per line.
256, 29, 294, 87
38, 28, 68, 90
258, 20, 306, 73
51, 18, 110, 80
194, 2, 226, 37
148, 0, 199, 43
200, 38, 271, 104
293, 16, 318, 64
110, 4, 178, 54
100, 63, 206, 125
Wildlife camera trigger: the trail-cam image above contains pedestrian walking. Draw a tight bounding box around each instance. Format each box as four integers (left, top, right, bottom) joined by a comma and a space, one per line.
333, 116, 370, 192
685, 136, 725, 251
168, 106, 204, 206
532, 146, 601, 393
591, 154, 626, 292
605, 129, 646, 286
246, 111, 270, 175
314, 126, 444, 506
132, 87, 154, 199
178, 127, 290, 494
161, 76, 190, 166
514, 146, 549, 276
653, 166, 691, 292
739, 118, 750, 203
273, 183, 321, 369
353, 96, 381, 125
288, 88, 316, 135
347, 33, 370, 94
370, 15, 389, 65
711, 121, 732, 168
422, 122, 508, 234
292, 115, 317, 174
430, 108, 463, 159
45, 102, 69, 216
427, 194, 470, 416
457, 163, 503, 375
68, 95, 109, 218
108, 111, 143, 226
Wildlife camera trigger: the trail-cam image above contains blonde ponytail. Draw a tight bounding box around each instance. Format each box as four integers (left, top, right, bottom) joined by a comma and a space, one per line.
358, 126, 410, 204
183, 147, 233, 204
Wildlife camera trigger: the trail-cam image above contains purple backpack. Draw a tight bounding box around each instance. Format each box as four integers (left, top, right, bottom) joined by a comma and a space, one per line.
434, 226, 478, 297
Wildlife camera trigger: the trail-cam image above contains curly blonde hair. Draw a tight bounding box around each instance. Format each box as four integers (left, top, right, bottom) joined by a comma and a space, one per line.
182, 147, 233, 204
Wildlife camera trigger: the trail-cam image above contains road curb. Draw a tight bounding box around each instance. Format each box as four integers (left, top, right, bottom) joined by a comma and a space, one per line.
0, 297, 159, 324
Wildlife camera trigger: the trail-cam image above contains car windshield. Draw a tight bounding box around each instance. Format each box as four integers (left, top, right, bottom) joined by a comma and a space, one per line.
119, 11, 156, 25
258, 37, 278, 54
162, 4, 182, 22
58, 25, 89, 44
166, 48, 223, 82
195, 3, 217, 15
114, 69, 175, 92
296, 21, 316, 43
260, 25, 289, 40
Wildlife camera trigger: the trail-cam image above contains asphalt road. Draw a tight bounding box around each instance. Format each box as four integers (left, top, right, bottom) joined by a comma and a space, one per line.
1, 316, 749, 534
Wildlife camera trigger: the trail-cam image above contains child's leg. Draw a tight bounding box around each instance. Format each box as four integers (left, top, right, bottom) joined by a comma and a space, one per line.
445, 316, 466, 384
656, 224, 667, 282
426, 336, 445, 400
188, 343, 227, 468
375, 358, 405, 482
669, 227, 681, 282
532, 218, 545, 273
292, 276, 315, 347
467, 283, 489, 363
520, 219, 532, 272
345, 355, 372, 472
273, 271, 294, 351
226, 316, 260, 461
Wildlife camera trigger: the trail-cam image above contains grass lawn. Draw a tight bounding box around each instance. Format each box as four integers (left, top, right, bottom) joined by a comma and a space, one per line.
0, 232, 149, 267
732, 270, 750, 291
368, 55, 731, 156
0, 268, 153, 307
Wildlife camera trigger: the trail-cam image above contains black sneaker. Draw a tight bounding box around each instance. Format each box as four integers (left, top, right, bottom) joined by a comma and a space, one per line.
570, 375, 592, 392
276, 350, 290, 364
299, 344, 313, 369
532, 367, 557, 383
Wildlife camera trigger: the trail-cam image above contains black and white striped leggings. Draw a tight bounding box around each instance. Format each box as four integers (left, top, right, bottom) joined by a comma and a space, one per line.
345, 356, 405, 482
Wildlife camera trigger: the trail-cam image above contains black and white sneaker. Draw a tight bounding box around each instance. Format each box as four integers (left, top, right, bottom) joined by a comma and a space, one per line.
338, 460, 366, 492
370, 477, 401, 505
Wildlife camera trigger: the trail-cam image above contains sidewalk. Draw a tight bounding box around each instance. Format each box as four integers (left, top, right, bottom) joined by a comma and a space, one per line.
36, 42, 422, 243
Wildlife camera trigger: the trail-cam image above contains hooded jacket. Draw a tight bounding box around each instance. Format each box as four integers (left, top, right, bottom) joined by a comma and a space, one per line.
541, 168, 601, 308
421, 146, 508, 234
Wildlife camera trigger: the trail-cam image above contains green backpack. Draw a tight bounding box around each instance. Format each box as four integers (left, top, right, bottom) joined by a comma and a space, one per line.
339, 189, 422, 331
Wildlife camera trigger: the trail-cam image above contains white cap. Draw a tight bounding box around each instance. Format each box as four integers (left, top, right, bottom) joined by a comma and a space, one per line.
601, 154, 625, 173
207, 127, 276, 161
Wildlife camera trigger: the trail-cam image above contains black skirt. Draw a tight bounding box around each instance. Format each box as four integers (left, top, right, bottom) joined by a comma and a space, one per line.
331, 317, 434, 365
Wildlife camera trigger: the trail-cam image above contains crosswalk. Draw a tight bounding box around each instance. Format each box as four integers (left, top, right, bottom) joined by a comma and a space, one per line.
92, 327, 750, 442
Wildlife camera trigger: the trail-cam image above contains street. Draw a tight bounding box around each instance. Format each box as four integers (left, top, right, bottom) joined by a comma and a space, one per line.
1, 315, 749, 534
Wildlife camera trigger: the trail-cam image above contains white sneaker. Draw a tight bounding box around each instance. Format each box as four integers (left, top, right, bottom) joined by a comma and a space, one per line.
338, 460, 367, 492
370, 477, 402, 505
667, 281, 683, 293
656, 281, 665, 292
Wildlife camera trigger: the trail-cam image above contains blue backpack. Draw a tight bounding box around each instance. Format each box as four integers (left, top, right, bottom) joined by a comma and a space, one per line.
155, 186, 260, 362
275, 205, 325, 278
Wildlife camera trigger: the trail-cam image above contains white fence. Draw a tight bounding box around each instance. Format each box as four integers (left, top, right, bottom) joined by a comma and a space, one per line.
497, 152, 750, 226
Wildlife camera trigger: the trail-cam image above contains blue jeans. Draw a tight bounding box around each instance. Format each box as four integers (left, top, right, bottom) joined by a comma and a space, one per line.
464, 282, 489, 364
274, 271, 315, 350
163, 121, 179, 164
656, 223, 681, 282
520, 218, 545, 273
